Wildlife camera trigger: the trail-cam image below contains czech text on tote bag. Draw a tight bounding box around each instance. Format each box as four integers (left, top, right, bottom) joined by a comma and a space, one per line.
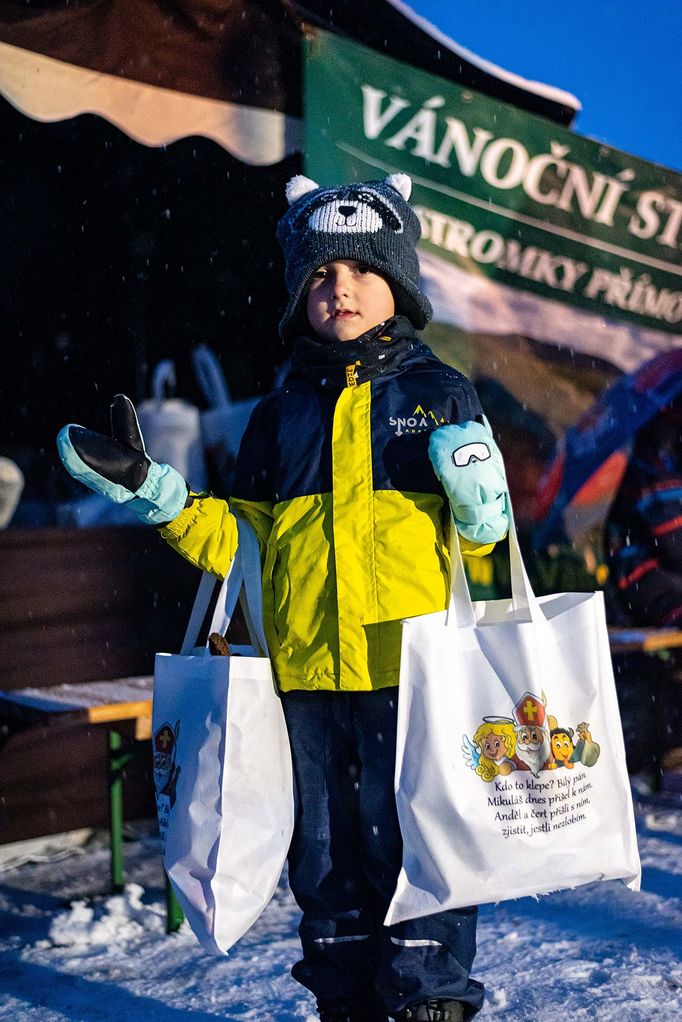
152, 514, 294, 954
386, 510, 641, 925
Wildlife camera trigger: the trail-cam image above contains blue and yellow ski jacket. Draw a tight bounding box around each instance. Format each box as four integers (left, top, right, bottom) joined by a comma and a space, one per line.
161, 317, 488, 692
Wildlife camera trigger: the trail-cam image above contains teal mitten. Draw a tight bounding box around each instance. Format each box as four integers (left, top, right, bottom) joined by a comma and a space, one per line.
428, 417, 509, 544
57, 394, 189, 526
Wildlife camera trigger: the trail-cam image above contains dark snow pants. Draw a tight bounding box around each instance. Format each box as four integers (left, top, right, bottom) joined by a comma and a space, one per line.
280, 689, 484, 1019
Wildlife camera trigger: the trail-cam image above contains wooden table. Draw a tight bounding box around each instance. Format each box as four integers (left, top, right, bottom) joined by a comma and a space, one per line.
0, 677, 182, 930
0, 677, 152, 887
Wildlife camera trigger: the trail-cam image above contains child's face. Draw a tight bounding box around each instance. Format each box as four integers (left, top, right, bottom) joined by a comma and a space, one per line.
306, 259, 395, 342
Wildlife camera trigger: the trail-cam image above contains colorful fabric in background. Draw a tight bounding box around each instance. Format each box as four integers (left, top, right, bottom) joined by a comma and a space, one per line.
534, 349, 682, 549
606, 408, 682, 626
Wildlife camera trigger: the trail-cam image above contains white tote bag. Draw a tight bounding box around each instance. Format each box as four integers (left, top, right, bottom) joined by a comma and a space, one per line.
137, 359, 209, 491
192, 344, 259, 462
386, 513, 641, 925
152, 515, 294, 953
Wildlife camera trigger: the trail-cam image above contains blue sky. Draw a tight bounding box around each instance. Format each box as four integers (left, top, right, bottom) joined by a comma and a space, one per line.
408, 1, 682, 173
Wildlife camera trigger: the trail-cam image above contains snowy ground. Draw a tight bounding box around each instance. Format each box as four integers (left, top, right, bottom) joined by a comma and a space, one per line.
1, 788, 681, 1022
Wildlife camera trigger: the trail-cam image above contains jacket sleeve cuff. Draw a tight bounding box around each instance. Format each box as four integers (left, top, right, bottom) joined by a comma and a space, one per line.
128, 461, 189, 526
459, 537, 499, 558
452, 494, 509, 545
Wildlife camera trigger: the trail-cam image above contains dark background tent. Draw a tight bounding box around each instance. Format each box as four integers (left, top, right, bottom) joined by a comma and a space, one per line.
0, 0, 580, 843
0, 0, 579, 499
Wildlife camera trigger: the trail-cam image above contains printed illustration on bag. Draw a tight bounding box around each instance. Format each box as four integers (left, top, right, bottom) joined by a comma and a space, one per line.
461, 691, 601, 782
153, 720, 182, 846
462, 691, 603, 840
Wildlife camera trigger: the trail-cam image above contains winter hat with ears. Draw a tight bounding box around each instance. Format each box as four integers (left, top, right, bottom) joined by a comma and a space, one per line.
276, 173, 433, 338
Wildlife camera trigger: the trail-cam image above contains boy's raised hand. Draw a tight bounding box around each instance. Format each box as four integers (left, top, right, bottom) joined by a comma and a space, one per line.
57, 394, 189, 525
428, 418, 509, 545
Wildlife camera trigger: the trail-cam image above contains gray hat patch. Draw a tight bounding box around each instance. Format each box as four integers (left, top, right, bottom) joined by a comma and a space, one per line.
300, 187, 405, 235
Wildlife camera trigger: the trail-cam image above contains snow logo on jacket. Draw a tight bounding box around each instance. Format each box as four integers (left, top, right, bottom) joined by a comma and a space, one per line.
389, 402, 448, 437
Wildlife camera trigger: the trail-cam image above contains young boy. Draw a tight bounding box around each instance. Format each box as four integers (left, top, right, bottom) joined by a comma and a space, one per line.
58, 173, 509, 1022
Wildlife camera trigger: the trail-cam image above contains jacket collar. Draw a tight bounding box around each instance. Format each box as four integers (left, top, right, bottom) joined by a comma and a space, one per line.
289, 316, 421, 390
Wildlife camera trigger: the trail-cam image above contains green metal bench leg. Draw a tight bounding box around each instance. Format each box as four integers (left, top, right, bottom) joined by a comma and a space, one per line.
165, 873, 184, 933
109, 725, 182, 932
108, 728, 133, 893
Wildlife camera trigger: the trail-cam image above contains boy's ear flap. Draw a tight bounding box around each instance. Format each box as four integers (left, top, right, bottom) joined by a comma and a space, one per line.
384, 173, 412, 201
286, 175, 320, 205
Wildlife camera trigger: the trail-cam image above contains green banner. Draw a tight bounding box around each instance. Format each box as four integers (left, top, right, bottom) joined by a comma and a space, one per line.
304, 31, 682, 337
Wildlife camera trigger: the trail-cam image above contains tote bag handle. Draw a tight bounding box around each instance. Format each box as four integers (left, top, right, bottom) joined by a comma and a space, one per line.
179, 514, 268, 656
222, 515, 269, 657
447, 498, 544, 628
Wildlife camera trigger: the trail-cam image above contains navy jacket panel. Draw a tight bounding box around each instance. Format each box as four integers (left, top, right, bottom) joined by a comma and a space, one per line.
233, 336, 482, 504
370, 361, 482, 493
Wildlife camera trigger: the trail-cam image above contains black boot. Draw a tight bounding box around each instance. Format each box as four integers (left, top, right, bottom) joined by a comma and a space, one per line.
318, 1004, 389, 1022
393, 1000, 465, 1022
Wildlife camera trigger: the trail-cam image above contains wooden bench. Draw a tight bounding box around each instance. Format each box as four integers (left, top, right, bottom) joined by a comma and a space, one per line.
0, 677, 152, 887
0, 677, 182, 930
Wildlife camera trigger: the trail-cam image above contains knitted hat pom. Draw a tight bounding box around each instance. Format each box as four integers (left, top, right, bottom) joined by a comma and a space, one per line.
285, 175, 320, 205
